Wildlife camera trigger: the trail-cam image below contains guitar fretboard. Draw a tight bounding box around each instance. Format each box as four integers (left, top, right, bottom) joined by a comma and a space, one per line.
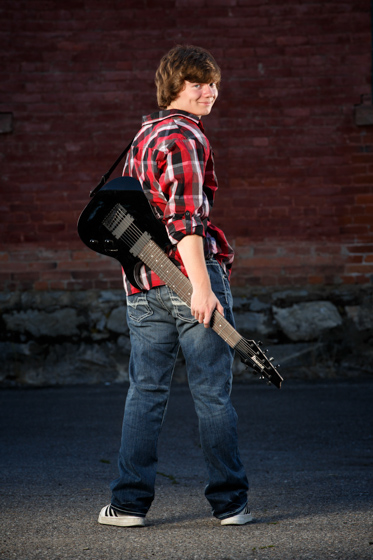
139, 240, 242, 349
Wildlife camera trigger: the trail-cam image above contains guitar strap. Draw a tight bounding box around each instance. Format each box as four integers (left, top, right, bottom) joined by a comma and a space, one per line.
89, 138, 134, 198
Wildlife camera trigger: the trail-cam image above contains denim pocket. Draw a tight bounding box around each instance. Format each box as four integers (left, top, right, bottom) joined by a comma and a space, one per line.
168, 289, 197, 324
126, 293, 153, 323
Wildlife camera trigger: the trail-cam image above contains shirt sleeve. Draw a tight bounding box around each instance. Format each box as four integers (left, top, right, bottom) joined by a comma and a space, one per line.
154, 137, 209, 245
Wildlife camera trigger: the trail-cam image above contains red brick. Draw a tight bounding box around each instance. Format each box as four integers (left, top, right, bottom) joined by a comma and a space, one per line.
340, 275, 360, 285
347, 255, 363, 264
308, 275, 325, 285
345, 264, 373, 274
355, 194, 373, 204
346, 244, 373, 254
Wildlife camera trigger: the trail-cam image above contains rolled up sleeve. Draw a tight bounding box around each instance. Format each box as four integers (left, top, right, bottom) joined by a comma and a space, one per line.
157, 138, 209, 245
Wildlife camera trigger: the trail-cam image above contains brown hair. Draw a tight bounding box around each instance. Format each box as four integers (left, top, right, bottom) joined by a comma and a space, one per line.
155, 45, 221, 109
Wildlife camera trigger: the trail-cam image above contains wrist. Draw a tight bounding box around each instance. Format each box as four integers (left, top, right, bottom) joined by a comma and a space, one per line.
189, 272, 211, 291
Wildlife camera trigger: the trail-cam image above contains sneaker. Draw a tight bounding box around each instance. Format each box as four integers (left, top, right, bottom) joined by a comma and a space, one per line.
98, 504, 145, 527
220, 505, 253, 526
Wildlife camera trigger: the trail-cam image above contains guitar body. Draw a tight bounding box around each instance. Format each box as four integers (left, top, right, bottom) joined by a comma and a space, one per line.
77, 176, 171, 290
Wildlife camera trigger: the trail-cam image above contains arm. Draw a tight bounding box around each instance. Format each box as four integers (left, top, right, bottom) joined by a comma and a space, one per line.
149, 134, 222, 326
177, 234, 224, 328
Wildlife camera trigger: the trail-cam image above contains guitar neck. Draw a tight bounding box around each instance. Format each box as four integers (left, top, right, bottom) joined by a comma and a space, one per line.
138, 240, 242, 349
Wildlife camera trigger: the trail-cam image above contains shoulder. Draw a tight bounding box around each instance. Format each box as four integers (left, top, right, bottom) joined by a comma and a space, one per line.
141, 111, 209, 152
172, 117, 209, 150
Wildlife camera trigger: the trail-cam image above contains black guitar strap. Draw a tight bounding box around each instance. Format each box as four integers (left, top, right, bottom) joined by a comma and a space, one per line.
89, 138, 134, 198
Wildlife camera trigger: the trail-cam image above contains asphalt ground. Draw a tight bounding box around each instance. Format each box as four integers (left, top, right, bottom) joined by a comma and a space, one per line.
0, 378, 372, 560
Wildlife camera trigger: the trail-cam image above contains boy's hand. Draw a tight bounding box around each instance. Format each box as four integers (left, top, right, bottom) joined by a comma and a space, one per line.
177, 234, 224, 329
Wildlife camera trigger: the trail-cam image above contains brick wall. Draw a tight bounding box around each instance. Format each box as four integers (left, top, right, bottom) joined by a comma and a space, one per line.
1, 0, 372, 291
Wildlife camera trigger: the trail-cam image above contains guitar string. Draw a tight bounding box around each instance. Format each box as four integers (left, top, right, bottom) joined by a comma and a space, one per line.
106, 207, 267, 365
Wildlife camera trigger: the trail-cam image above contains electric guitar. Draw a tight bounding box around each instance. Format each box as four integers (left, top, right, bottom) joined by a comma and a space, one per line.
77, 176, 283, 388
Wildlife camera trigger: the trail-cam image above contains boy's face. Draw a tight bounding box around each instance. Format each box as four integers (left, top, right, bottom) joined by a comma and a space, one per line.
167, 80, 218, 117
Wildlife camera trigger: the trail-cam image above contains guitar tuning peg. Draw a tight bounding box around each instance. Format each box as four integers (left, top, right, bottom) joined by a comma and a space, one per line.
257, 341, 263, 346
269, 357, 274, 362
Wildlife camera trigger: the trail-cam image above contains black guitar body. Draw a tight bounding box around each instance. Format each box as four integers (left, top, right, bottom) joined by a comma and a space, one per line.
77, 176, 171, 290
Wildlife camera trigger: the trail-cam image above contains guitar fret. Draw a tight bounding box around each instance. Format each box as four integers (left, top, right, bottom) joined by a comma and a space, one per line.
211, 312, 242, 347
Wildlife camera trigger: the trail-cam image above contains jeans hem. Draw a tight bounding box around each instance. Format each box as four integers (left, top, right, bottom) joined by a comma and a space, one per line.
216, 502, 248, 521
111, 504, 147, 518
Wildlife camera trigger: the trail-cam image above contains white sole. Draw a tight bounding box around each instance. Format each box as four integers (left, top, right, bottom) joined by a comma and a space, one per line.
98, 514, 145, 527
221, 512, 253, 526
98, 506, 145, 527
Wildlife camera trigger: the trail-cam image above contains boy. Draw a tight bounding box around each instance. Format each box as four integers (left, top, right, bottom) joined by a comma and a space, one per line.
98, 45, 251, 527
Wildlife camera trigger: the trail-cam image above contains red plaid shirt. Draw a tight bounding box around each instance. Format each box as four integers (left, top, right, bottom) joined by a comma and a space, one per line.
122, 109, 234, 295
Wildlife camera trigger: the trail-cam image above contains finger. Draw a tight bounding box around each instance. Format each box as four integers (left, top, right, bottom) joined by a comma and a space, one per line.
193, 311, 204, 324
203, 310, 213, 328
216, 301, 225, 316
191, 309, 199, 321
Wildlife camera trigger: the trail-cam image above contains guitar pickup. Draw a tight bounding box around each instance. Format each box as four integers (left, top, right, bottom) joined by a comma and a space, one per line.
104, 239, 118, 252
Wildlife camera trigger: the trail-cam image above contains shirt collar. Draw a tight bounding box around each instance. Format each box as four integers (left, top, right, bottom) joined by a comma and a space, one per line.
142, 109, 202, 128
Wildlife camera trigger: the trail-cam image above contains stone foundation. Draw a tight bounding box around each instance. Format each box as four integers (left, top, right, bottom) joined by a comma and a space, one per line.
1, 286, 372, 387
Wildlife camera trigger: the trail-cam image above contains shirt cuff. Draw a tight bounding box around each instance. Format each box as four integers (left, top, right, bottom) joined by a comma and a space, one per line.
165, 211, 206, 244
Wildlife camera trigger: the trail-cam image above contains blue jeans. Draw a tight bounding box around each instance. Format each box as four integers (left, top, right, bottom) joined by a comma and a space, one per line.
110, 258, 249, 520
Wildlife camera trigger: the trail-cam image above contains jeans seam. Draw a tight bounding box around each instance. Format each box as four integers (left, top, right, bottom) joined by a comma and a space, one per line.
155, 287, 170, 313
160, 344, 180, 427
207, 260, 230, 306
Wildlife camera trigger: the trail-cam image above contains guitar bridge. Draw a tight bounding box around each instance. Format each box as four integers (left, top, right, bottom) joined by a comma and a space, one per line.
102, 203, 153, 257
103, 205, 135, 239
